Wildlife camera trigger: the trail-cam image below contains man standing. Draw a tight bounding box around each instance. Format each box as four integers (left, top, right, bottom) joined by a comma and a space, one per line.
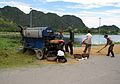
65, 30, 74, 55
83, 30, 92, 56
103, 35, 115, 57
58, 31, 64, 40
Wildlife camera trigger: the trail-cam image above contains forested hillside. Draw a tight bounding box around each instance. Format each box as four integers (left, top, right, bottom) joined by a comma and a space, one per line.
0, 6, 86, 32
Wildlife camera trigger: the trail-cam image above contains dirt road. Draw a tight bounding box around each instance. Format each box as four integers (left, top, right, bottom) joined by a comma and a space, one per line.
0, 55, 120, 84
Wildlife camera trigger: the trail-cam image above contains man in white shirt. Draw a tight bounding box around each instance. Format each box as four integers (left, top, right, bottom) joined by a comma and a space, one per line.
83, 30, 92, 57
56, 50, 67, 63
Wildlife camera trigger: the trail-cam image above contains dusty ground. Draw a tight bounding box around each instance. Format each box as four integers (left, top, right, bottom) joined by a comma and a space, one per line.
0, 55, 120, 84
37, 44, 120, 65
73, 44, 120, 55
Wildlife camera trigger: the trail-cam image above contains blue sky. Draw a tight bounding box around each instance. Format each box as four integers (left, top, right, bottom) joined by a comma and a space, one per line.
0, 0, 120, 28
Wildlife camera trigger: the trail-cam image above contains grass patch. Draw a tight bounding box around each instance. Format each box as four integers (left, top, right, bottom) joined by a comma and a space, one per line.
0, 34, 38, 69
0, 38, 20, 49
0, 48, 38, 69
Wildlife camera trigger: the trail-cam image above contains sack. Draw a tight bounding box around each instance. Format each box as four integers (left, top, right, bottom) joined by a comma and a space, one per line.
46, 57, 57, 61
74, 53, 89, 59
74, 54, 82, 59
82, 53, 89, 58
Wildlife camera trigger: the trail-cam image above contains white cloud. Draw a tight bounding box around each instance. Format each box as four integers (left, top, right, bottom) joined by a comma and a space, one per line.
46, 0, 120, 9
81, 16, 120, 28
16, 5, 31, 14
69, 4, 101, 9
0, 1, 32, 13
77, 10, 120, 28
68, 1, 120, 9
105, 9, 120, 15
46, 0, 120, 4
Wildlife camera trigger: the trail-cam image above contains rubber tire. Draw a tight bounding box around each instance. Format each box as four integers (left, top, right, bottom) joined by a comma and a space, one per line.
35, 49, 44, 60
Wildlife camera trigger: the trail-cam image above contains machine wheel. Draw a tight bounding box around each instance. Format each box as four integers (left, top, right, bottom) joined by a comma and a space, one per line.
35, 49, 44, 60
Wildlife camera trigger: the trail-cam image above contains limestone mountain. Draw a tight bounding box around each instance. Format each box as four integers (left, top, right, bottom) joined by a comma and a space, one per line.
0, 6, 86, 31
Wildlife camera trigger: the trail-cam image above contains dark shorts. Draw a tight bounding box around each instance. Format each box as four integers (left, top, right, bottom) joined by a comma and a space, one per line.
57, 56, 67, 63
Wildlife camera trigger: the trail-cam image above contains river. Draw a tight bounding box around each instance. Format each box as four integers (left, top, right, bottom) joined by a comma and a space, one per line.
64, 35, 120, 44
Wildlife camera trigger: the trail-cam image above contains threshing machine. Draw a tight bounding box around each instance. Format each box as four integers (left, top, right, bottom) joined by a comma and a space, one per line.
19, 26, 64, 60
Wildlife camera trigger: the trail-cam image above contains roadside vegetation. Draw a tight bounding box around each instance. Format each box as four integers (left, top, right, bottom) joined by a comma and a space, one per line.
0, 33, 38, 69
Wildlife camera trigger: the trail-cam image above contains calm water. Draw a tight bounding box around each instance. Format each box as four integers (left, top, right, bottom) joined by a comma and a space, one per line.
64, 35, 120, 44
